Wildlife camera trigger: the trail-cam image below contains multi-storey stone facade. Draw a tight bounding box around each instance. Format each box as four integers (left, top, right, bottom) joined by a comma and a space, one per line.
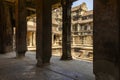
71, 3, 93, 60
0, 0, 119, 79
51, 3, 93, 60
71, 5, 93, 46
27, 2, 93, 60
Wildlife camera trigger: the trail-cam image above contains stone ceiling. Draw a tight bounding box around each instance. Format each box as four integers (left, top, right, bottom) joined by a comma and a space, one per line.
4, 0, 77, 17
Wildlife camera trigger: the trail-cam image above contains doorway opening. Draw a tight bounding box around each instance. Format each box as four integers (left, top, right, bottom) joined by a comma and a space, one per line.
51, 0, 94, 79
51, 0, 93, 61
27, 15, 36, 51
71, 1, 93, 61
52, 4, 62, 57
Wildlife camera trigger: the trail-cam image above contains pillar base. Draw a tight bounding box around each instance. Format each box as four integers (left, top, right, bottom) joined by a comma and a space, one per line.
60, 56, 73, 60
16, 52, 25, 58
0, 47, 13, 54
36, 59, 43, 67
95, 72, 115, 80
36, 59, 50, 67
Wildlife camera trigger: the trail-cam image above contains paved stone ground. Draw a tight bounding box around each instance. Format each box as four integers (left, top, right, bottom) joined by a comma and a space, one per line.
0, 51, 95, 80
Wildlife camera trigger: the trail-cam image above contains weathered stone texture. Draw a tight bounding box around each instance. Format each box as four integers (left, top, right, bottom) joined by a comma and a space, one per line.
94, 0, 120, 79
36, 0, 52, 65
15, 0, 27, 57
0, 1, 13, 53
61, 0, 72, 60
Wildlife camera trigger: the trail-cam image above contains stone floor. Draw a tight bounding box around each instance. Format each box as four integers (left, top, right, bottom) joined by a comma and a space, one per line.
0, 51, 95, 80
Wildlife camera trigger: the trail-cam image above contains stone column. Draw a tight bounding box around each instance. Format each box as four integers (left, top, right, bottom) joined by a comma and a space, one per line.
94, 0, 120, 80
52, 33, 54, 45
15, 0, 27, 58
61, 0, 73, 60
72, 37, 75, 45
29, 32, 33, 46
77, 24, 80, 31
0, 0, 13, 53
33, 32, 36, 46
90, 36, 93, 45
36, 0, 52, 66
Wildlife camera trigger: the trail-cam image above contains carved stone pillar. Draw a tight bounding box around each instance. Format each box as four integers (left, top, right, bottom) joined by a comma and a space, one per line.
61, 0, 73, 60
52, 34, 54, 45
15, 0, 27, 58
29, 32, 33, 47
0, 0, 13, 53
94, 0, 120, 80
36, 0, 52, 66
33, 32, 36, 46
72, 37, 75, 45
77, 24, 80, 31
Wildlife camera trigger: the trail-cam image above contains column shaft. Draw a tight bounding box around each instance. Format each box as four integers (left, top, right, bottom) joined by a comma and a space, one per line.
30, 32, 33, 46
15, 0, 27, 58
61, 0, 72, 60
33, 32, 36, 46
0, 0, 13, 53
36, 0, 52, 66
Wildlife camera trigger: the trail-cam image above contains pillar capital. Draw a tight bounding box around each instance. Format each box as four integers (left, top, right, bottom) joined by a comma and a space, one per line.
61, 0, 73, 7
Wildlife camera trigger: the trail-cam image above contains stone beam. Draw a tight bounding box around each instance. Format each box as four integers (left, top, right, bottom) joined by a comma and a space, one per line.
61, 0, 73, 60
51, 0, 77, 4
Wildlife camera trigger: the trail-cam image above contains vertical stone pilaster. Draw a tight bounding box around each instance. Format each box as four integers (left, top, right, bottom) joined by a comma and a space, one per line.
72, 37, 75, 45
33, 32, 36, 46
0, 0, 13, 53
77, 24, 80, 31
36, 0, 52, 66
52, 34, 54, 45
61, 0, 73, 60
15, 0, 27, 58
29, 32, 33, 46
118, 0, 120, 78
93, 0, 120, 79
